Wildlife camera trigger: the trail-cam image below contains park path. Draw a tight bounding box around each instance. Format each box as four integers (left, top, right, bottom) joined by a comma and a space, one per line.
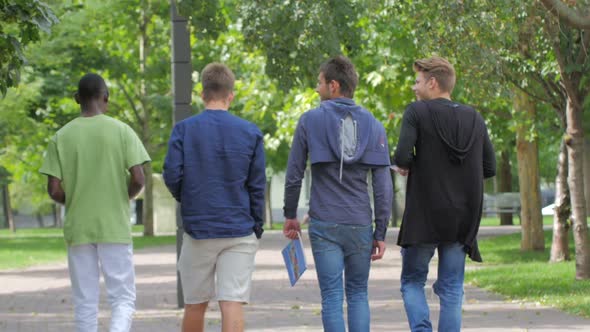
1, 227, 589, 331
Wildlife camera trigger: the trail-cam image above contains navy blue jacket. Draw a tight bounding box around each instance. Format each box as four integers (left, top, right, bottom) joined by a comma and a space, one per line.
163, 110, 266, 239
284, 98, 393, 241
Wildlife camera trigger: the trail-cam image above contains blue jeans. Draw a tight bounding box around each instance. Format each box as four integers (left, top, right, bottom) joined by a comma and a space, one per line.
309, 219, 373, 332
400, 242, 466, 332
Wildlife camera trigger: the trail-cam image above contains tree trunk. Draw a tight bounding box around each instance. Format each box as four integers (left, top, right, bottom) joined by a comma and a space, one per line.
52, 204, 57, 227
584, 137, 590, 216
58, 204, 64, 228
550, 139, 570, 262
139, 0, 154, 237
36, 213, 44, 228
264, 178, 272, 229
52, 203, 64, 228
514, 90, 544, 251
499, 150, 513, 225
565, 98, 590, 279
2, 184, 15, 232
143, 164, 154, 236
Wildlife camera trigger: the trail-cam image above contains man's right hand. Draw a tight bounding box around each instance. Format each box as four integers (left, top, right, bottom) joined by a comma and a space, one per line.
391, 165, 409, 176
283, 218, 301, 239
371, 240, 386, 261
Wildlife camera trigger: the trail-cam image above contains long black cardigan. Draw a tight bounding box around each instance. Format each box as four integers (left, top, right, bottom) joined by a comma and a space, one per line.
393, 98, 496, 262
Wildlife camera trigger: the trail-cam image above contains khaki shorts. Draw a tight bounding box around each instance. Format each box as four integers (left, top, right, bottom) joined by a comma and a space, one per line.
178, 232, 259, 304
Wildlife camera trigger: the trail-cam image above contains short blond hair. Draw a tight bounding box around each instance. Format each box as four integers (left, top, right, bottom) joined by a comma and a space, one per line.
413, 56, 456, 93
201, 63, 235, 102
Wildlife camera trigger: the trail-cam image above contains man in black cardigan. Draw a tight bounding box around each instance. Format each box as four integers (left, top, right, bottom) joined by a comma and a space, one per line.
393, 56, 496, 332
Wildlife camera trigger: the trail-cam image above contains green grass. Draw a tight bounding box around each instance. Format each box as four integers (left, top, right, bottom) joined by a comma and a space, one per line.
0, 226, 175, 270
479, 215, 553, 226
466, 230, 590, 318
479, 216, 590, 227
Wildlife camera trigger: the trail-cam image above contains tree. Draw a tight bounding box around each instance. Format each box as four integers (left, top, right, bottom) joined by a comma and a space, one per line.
240, 0, 363, 91
539, 0, 590, 29
514, 90, 545, 250
543, 9, 590, 278
23, 0, 173, 236
551, 139, 571, 261
237, 2, 419, 227
393, 1, 556, 250
0, 166, 14, 232
0, 0, 58, 95
0, 75, 55, 229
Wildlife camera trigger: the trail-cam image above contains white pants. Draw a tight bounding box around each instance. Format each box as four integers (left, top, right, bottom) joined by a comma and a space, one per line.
67, 243, 136, 332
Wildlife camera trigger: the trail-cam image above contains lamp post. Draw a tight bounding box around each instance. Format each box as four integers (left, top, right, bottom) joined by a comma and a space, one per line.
170, 0, 192, 309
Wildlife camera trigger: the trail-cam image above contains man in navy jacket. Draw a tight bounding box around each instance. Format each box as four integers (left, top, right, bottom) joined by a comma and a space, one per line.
163, 63, 265, 332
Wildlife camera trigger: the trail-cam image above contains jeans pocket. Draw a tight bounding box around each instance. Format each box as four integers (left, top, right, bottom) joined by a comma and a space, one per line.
350, 224, 373, 251
309, 221, 339, 254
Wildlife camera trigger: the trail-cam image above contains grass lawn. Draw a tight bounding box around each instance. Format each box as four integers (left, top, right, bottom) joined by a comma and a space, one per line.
466, 230, 590, 318
0, 225, 175, 270
479, 215, 553, 226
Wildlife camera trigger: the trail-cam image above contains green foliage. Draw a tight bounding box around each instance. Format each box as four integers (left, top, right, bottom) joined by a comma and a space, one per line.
0, 77, 55, 212
351, 4, 417, 144
467, 230, 590, 318
0, 166, 10, 186
0, 0, 58, 95
24, 0, 173, 171
1, 0, 577, 216
240, 0, 363, 90
177, 0, 229, 39
0, 0, 176, 213
394, 0, 566, 184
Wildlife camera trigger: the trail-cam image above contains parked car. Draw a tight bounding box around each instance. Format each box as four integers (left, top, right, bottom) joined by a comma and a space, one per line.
541, 203, 555, 216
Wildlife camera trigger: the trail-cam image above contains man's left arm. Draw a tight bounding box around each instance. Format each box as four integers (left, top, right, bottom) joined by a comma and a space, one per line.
393, 104, 419, 171
482, 124, 496, 179
371, 165, 393, 260
247, 131, 266, 239
163, 124, 184, 202
40, 136, 65, 204
283, 116, 308, 239
47, 176, 65, 204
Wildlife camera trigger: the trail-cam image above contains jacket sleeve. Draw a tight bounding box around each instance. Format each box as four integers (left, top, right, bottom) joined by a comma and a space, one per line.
283, 115, 308, 219
393, 104, 419, 168
247, 129, 266, 239
372, 165, 393, 241
163, 123, 184, 202
482, 124, 496, 179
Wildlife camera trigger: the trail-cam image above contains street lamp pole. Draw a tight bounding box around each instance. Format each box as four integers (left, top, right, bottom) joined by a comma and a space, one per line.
170, 0, 192, 309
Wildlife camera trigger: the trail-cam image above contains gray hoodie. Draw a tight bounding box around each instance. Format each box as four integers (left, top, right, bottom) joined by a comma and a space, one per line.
283, 98, 393, 241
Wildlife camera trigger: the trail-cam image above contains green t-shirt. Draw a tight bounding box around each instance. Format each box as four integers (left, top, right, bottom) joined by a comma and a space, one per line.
40, 114, 151, 246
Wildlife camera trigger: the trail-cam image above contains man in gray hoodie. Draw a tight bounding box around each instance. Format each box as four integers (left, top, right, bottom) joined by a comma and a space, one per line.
283, 55, 393, 332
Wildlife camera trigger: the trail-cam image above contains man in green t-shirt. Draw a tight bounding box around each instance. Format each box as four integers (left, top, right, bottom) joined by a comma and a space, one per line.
40, 73, 150, 332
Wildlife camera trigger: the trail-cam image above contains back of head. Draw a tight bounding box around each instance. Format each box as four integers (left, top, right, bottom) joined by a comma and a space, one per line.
320, 55, 359, 98
201, 63, 235, 102
413, 56, 456, 94
76, 73, 108, 105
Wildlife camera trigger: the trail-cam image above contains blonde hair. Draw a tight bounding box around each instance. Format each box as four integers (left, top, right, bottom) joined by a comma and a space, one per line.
413, 56, 456, 93
201, 63, 235, 102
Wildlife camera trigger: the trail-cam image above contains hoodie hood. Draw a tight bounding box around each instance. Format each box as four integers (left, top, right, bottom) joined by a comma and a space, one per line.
427, 99, 481, 164
303, 97, 390, 181
321, 98, 372, 164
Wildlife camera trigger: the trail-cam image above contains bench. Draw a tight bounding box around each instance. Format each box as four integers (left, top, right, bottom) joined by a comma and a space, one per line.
483, 192, 521, 221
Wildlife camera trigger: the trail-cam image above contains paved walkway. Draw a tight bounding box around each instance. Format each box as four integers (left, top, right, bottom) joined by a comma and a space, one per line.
1, 227, 590, 331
